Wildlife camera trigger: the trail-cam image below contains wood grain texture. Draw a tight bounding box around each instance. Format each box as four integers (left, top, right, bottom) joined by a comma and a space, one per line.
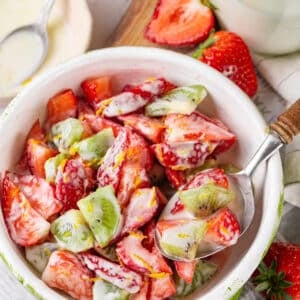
270, 99, 300, 143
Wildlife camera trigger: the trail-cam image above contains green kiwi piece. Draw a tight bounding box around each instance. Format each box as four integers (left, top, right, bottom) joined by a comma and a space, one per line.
93, 280, 129, 300
44, 153, 67, 183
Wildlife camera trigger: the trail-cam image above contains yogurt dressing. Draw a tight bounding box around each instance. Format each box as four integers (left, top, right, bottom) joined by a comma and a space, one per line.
0, 31, 44, 91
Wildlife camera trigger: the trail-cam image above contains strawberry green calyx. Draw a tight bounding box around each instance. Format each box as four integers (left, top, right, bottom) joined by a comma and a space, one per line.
200, 0, 217, 10
253, 260, 292, 300
192, 30, 216, 59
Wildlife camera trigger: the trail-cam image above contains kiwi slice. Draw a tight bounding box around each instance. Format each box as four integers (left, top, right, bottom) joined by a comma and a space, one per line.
159, 220, 207, 260
78, 185, 122, 248
145, 85, 207, 117
44, 153, 67, 183
50, 118, 84, 153
70, 128, 114, 167
25, 242, 58, 273
51, 209, 94, 253
93, 279, 129, 300
179, 183, 234, 218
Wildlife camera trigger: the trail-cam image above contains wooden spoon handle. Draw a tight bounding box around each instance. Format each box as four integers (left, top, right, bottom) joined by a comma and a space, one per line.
111, 0, 158, 47
270, 99, 300, 143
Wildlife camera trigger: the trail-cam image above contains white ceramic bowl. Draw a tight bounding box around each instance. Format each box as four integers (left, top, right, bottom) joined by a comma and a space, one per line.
0, 47, 283, 299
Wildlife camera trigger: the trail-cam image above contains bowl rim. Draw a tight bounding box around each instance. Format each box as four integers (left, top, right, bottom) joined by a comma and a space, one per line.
0, 46, 283, 300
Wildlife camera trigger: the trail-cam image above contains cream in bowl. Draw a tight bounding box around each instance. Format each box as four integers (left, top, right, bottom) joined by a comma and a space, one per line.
0, 47, 283, 299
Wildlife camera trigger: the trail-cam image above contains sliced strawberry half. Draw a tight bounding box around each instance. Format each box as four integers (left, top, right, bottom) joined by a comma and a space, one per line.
145, 0, 215, 47
81, 76, 113, 110
26, 139, 58, 178
97, 128, 129, 191
116, 231, 172, 276
185, 168, 229, 189
174, 261, 196, 284
80, 252, 143, 294
42, 250, 93, 300
151, 140, 217, 170
1, 172, 50, 246
117, 162, 150, 209
164, 112, 236, 154
205, 207, 240, 246
149, 275, 176, 300
55, 159, 92, 212
45, 89, 78, 128
118, 113, 165, 143
15, 174, 62, 220
122, 188, 159, 234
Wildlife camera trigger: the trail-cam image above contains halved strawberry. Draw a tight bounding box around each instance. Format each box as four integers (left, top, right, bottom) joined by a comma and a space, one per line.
42, 250, 93, 300
149, 275, 176, 300
122, 188, 159, 234
15, 175, 62, 220
26, 139, 58, 178
151, 140, 217, 170
164, 112, 236, 154
123, 77, 176, 99
118, 114, 165, 143
116, 231, 172, 276
165, 168, 186, 188
45, 89, 78, 128
127, 129, 154, 171
117, 162, 150, 209
185, 168, 229, 189
174, 261, 196, 284
81, 76, 113, 110
205, 207, 240, 246
97, 128, 129, 191
84, 114, 122, 137
55, 159, 92, 212
1, 172, 50, 246
80, 252, 143, 294
145, 0, 215, 47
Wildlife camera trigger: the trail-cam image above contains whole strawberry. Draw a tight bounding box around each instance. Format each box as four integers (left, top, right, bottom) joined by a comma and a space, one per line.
253, 242, 300, 300
193, 31, 258, 98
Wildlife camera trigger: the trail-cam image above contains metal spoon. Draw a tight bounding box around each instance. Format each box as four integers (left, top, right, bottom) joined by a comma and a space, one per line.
0, 0, 54, 88
155, 99, 300, 261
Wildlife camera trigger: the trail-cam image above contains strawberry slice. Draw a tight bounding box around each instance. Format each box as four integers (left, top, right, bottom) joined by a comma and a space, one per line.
145, 0, 215, 47
174, 261, 196, 284
164, 112, 236, 154
15, 175, 62, 220
131, 279, 150, 300
26, 139, 58, 178
103, 92, 150, 118
55, 159, 92, 212
118, 113, 165, 143
185, 168, 229, 189
123, 77, 176, 99
205, 207, 240, 246
97, 128, 129, 191
80, 252, 143, 294
78, 100, 95, 138
149, 275, 176, 300
84, 114, 122, 137
116, 231, 172, 276
45, 89, 78, 128
122, 188, 159, 234
117, 162, 150, 209
81, 76, 113, 109
1, 172, 50, 246
165, 168, 186, 188
151, 140, 217, 170
42, 250, 93, 300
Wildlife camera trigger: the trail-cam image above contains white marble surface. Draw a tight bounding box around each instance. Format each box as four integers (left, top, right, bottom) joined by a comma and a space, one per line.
0, 1, 294, 300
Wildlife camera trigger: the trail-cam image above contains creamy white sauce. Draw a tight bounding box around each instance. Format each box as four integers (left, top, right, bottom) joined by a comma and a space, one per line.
0, 31, 44, 90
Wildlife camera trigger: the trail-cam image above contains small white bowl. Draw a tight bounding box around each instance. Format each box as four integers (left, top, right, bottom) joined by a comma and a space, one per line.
0, 47, 283, 299
0, 0, 92, 102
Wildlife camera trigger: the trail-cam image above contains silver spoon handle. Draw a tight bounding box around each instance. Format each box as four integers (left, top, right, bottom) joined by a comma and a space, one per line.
38, 0, 55, 30
243, 132, 283, 177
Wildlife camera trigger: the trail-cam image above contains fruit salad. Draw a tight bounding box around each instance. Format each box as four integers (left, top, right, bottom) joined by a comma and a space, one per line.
1, 76, 241, 300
